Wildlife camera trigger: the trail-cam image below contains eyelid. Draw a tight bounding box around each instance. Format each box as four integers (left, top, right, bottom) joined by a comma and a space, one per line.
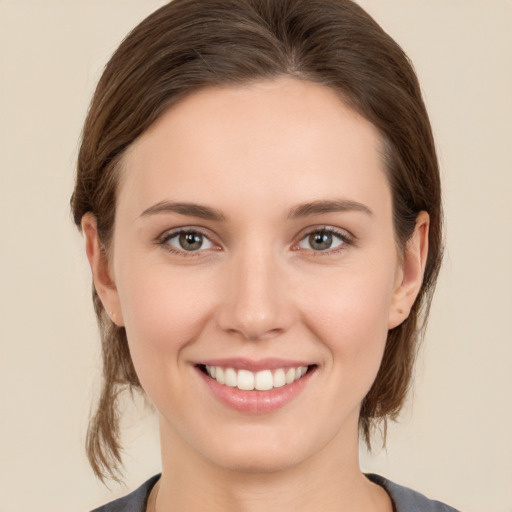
155, 224, 354, 256
292, 226, 355, 253
156, 226, 221, 255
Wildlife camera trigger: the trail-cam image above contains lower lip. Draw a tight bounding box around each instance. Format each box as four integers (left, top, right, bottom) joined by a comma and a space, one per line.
197, 367, 314, 414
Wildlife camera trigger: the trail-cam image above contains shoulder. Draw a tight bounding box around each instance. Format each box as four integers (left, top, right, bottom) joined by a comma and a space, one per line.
90, 475, 160, 512
90, 473, 459, 512
366, 474, 460, 512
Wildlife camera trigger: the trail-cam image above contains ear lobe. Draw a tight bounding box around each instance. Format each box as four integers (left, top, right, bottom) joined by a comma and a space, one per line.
81, 213, 124, 326
388, 211, 429, 329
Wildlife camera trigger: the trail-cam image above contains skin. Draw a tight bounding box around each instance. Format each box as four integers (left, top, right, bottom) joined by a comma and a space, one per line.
83, 77, 429, 512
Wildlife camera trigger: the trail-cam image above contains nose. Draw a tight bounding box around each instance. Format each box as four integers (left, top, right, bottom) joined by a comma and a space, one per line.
216, 246, 295, 341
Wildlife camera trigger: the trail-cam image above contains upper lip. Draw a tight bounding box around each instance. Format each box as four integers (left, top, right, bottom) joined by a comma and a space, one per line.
196, 358, 315, 372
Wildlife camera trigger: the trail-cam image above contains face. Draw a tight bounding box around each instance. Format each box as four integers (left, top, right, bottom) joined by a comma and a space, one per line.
84, 77, 427, 474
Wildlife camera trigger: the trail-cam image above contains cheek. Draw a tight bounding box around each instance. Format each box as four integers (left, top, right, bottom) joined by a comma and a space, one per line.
114, 259, 215, 380
301, 264, 396, 381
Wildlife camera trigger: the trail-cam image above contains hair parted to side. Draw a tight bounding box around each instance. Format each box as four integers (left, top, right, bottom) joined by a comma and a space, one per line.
71, 0, 442, 482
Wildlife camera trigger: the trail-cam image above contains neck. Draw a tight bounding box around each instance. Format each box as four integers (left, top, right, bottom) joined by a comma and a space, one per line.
155, 418, 391, 512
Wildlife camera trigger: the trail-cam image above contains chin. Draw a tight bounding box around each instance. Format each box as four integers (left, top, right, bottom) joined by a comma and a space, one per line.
195, 422, 326, 475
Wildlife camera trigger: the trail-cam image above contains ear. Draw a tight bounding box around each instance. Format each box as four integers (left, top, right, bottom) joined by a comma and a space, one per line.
388, 211, 429, 329
81, 213, 124, 327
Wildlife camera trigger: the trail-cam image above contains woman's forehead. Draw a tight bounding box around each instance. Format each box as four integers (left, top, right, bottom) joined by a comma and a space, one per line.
118, 78, 390, 220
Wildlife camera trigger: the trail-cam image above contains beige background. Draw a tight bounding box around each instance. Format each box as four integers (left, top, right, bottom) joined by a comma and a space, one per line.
1, 1, 511, 511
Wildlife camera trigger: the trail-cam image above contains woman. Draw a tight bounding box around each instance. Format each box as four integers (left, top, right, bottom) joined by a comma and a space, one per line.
71, 0, 457, 510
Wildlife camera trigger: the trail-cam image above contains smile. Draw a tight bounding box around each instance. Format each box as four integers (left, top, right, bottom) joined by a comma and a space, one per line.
196, 359, 317, 413
203, 365, 310, 391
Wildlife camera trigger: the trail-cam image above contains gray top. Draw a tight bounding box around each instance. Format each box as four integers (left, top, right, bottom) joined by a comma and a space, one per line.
91, 473, 460, 512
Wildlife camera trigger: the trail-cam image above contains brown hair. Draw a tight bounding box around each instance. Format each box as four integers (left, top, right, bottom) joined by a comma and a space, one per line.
72, 0, 442, 482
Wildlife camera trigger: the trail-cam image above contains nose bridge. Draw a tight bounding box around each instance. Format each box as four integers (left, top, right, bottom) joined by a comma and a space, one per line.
217, 239, 292, 340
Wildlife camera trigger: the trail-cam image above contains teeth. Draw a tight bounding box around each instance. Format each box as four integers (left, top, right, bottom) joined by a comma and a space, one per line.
254, 370, 273, 391
216, 367, 225, 384
204, 365, 309, 391
237, 369, 255, 390
225, 368, 237, 387
273, 368, 286, 388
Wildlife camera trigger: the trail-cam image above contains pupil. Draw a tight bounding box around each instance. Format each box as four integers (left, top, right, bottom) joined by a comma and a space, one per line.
310, 231, 332, 250
179, 232, 203, 251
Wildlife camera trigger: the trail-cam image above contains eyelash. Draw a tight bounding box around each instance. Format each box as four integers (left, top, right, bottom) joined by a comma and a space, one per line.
157, 228, 217, 257
157, 226, 354, 257
294, 227, 353, 255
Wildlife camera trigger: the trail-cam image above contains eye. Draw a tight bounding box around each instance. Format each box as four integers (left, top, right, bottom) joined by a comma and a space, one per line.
297, 229, 347, 252
163, 230, 214, 252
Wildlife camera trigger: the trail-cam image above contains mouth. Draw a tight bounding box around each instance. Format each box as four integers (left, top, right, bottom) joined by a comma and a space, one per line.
197, 364, 316, 391
195, 358, 318, 413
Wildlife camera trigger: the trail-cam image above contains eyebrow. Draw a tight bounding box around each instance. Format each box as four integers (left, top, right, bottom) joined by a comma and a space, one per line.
287, 199, 373, 219
140, 201, 226, 221
140, 198, 372, 222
